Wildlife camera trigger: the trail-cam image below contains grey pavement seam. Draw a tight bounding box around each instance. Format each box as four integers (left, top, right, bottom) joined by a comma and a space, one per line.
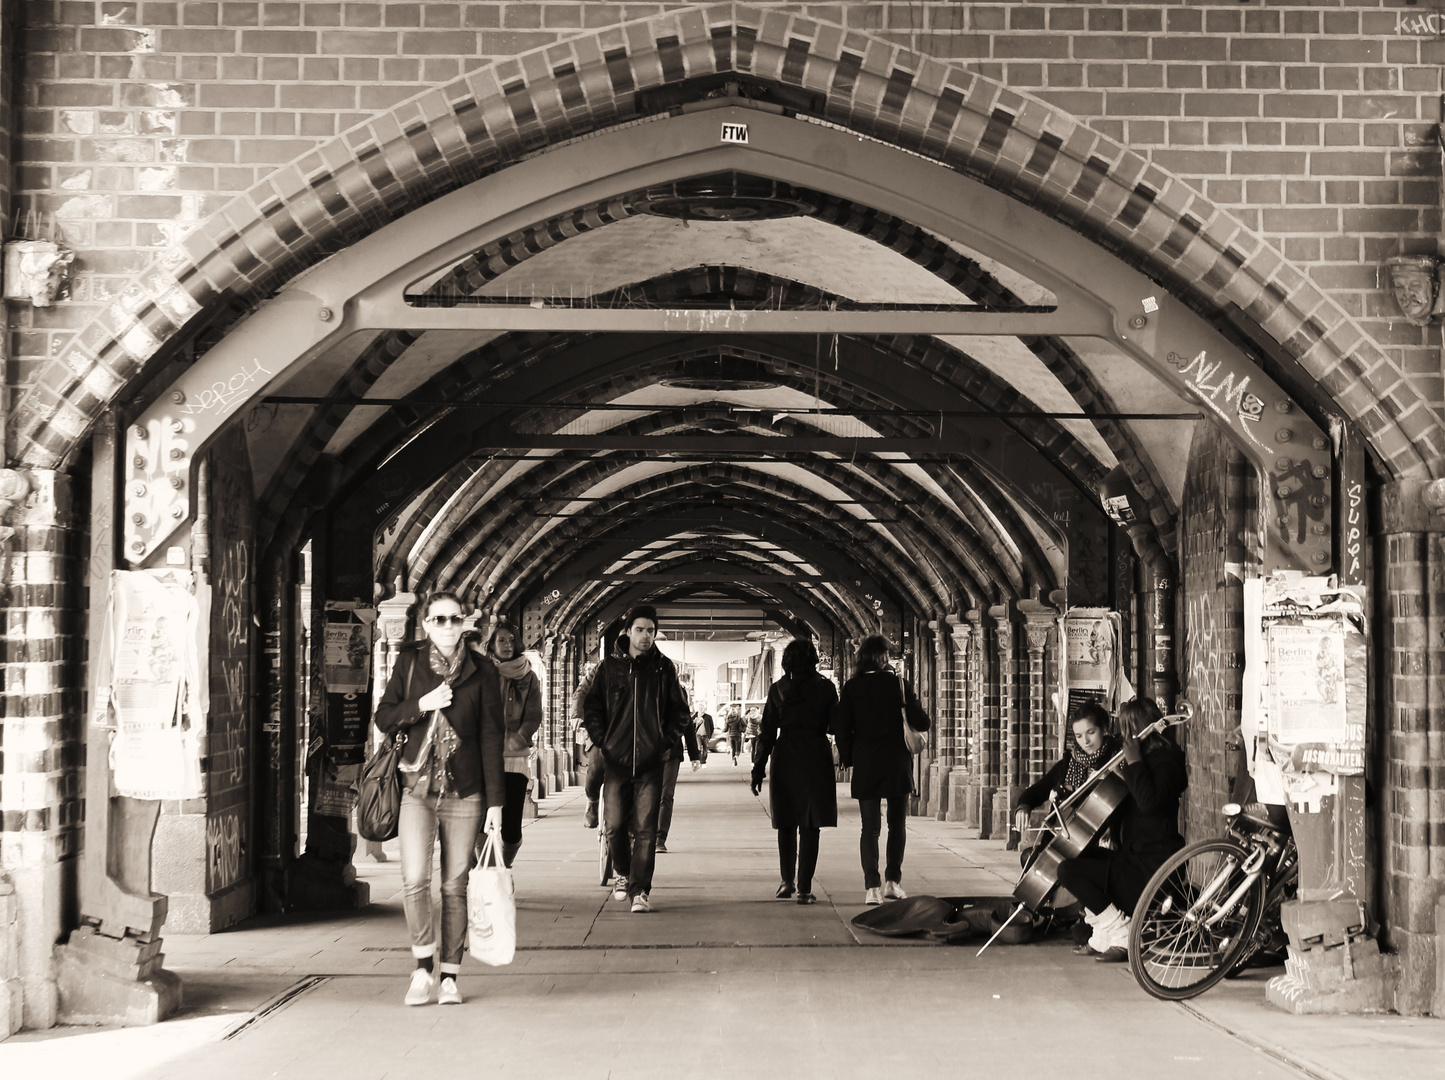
222, 976, 330, 1041
1176, 1000, 1348, 1080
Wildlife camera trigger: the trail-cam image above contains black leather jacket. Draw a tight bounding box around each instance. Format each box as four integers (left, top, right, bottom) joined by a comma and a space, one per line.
582, 647, 691, 776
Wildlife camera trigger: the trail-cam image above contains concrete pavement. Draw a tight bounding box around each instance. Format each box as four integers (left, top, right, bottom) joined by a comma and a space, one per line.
3, 766, 1441, 1080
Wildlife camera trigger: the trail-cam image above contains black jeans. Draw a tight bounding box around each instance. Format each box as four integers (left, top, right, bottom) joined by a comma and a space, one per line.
779, 827, 821, 892
501, 771, 529, 844
658, 758, 682, 842
1055, 850, 1113, 915
858, 797, 907, 889
602, 762, 664, 897
583, 744, 604, 803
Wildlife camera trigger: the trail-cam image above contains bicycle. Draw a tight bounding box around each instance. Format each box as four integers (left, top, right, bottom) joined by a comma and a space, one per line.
1127, 801, 1297, 1000
598, 799, 613, 887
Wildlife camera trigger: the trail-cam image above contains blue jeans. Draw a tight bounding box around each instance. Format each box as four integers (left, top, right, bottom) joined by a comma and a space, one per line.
399, 788, 482, 971
602, 762, 664, 897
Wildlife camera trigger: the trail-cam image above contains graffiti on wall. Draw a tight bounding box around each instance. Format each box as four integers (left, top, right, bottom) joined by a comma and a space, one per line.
205, 808, 245, 893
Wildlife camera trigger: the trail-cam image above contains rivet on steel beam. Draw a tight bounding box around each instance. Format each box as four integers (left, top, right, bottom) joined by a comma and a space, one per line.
1275, 428, 1293, 443
1128, 315, 1147, 329
169, 476, 184, 489
1312, 524, 1328, 536
318, 307, 333, 321
169, 447, 185, 459
131, 540, 145, 553
1312, 552, 1329, 565
171, 390, 185, 404
133, 456, 147, 469
133, 426, 147, 440
1313, 436, 1329, 451
132, 513, 145, 525
169, 418, 184, 433
1312, 465, 1328, 478
131, 482, 147, 497
1276, 488, 1289, 500
1276, 458, 1292, 471
1275, 400, 1292, 413
1310, 495, 1327, 508
170, 505, 186, 519
1277, 517, 1290, 530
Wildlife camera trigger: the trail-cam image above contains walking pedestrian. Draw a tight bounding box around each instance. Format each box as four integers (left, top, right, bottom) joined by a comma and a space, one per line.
725, 706, 744, 765
657, 703, 703, 853
750, 639, 838, 904
572, 627, 627, 829
582, 605, 691, 913
374, 591, 504, 1006
831, 635, 930, 906
479, 620, 541, 868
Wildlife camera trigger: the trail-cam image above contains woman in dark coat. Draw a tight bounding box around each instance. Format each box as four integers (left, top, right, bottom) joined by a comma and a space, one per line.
750, 639, 838, 905
831, 635, 930, 905
374, 591, 505, 1007
1055, 696, 1188, 962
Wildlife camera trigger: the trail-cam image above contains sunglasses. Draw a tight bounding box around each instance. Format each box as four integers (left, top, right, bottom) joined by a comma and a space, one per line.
427, 614, 466, 627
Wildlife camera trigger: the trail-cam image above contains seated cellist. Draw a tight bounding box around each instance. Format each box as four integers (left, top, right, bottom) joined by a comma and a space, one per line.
1053, 697, 1188, 962
1012, 702, 1122, 858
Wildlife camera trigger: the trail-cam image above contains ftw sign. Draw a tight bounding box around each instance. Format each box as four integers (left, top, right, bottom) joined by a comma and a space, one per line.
720, 122, 749, 144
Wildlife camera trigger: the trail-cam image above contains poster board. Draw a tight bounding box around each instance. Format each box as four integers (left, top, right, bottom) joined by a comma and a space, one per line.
1062, 608, 1125, 723
92, 568, 209, 800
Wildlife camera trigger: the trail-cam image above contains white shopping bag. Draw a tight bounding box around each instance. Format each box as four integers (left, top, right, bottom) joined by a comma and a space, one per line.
467, 829, 516, 966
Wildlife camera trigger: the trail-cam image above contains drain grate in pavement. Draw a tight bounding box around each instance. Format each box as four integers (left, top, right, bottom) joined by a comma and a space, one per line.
361, 942, 868, 951
224, 976, 329, 1040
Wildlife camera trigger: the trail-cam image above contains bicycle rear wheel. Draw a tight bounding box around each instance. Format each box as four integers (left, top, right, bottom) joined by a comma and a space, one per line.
598, 809, 613, 886
1128, 839, 1265, 1001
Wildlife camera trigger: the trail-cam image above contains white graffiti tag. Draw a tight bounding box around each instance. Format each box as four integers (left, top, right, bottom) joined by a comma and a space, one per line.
1166, 350, 1274, 454
177, 357, 273, 418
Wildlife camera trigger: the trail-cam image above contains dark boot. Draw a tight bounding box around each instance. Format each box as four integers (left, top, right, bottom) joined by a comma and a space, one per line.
502, 840, 521, 868
583, 801, 599, 829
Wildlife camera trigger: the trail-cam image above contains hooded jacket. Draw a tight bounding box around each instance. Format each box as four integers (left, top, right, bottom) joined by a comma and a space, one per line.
582, 645, 691, 776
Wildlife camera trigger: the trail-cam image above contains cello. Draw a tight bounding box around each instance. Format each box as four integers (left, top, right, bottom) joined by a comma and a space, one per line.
977, 700, 1193, 955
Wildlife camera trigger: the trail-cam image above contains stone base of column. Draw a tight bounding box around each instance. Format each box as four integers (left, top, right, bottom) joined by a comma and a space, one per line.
0, 882, 21, 1040
926, 762, 948, 819
286, 852, 370, 913
54, 926, 182, 1027
944, 769, 972, 823
1265, 899, 1394, 1015
987, 790, 1013, 842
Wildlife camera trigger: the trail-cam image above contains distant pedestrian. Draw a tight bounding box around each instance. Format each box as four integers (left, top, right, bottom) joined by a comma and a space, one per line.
725, 707, 744, 764
374, 591, 504, 1007
582, 605, 692, 913
832, 635, 930, 906
751, 639, 838, 904
477, 620, 541, 868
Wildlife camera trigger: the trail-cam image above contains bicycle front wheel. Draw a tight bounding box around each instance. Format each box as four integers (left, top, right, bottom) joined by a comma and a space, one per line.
598, 812, 613, 886
1128, 839, 1265, 1000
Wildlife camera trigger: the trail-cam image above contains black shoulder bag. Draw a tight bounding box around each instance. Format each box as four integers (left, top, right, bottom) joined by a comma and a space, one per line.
357, 656, 414, 842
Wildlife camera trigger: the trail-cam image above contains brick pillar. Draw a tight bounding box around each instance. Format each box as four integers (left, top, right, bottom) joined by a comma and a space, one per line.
946, 616, 973, 824
989, 603, 1017, 837
927, 618, 951, 819
1, 468, 82, 1032
974, 609, 999, 836
1019, 600, 1055, 787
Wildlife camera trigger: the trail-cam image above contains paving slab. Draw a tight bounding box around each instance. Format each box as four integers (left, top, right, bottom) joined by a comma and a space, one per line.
3, 766, 1441, 1080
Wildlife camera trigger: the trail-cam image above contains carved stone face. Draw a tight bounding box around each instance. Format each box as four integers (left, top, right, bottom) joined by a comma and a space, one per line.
1386, 255, 1439, 326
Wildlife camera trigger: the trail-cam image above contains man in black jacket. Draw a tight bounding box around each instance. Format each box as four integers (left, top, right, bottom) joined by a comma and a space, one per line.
582, 605, 691, 913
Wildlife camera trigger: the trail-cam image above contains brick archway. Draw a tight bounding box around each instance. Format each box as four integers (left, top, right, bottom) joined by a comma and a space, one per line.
10, 2, 1434, 488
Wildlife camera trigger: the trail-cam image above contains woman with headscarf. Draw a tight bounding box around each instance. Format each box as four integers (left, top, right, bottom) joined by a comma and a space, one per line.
751, 639, 838, 904
480, 619, 542, 869
831, 635, 930, 906
374, 592, 504, 1007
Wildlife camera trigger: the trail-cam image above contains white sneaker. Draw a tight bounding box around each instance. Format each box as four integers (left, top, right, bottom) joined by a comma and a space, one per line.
630, 892, 652, 913
611, 877, 629, 902
437, 976, 462, 1005
883, 881, 907, 900
864, 887, 882, 905
404, 967, 435, 1006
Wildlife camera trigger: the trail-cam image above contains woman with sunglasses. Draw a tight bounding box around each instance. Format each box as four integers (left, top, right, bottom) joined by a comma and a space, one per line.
375, 592, 504, 1007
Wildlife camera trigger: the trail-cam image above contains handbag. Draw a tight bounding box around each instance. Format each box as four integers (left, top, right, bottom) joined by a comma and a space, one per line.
468, 829, 517, 967
898, 674, 926, 755
357, 656, 414, 842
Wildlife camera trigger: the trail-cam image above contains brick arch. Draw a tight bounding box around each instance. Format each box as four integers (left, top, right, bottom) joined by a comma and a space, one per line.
11, 2, 1431, 487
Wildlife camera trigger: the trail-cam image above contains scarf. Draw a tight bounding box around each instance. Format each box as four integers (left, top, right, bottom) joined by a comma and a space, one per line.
495, 654, 530, 681
1061, 732, 1123, 796
398, 643, 466, 794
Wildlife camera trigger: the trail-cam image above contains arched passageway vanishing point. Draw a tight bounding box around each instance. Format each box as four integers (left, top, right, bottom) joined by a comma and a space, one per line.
2, 4, 1442, 1036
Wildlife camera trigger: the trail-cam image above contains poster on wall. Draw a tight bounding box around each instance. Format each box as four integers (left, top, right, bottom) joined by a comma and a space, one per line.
326, 692, 369, 766
323, 605, 375, 693
1265, 621, 1347, 745
1062, 609, 1123, 722
93, 568, 209, 801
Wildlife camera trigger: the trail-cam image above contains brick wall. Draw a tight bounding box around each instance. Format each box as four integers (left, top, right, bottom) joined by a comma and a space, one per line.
7, 0, 1441, 414
1178, 419, 1254, 842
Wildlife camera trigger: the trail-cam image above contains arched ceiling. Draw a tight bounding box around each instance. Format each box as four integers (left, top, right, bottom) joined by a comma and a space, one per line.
247, 167, 1191, 646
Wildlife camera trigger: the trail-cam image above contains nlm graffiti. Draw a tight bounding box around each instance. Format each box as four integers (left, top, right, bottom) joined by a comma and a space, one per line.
1166, 350, 1271, 451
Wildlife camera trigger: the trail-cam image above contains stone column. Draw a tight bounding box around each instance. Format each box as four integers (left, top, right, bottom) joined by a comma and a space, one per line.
973, 609, 999, 837
946, 616, 973, 824
1018, 600, 1056, 788
926, 618, 951, 819
988, 603, 1017, 838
